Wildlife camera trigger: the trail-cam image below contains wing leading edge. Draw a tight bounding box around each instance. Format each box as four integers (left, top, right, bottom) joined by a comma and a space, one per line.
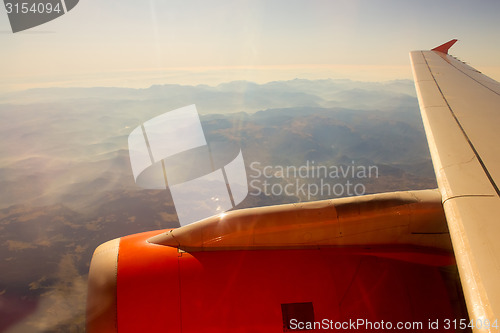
410, 40, 500, 332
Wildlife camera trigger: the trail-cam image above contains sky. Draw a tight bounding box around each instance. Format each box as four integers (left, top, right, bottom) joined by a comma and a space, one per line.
1, 0, 500, 91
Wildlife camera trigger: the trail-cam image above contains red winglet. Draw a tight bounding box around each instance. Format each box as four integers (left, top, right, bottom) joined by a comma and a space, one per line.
431, 39, 458, 54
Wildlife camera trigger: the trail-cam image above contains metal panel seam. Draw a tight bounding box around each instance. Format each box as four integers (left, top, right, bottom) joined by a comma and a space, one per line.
422, 51, 500, 197
441, 194, 495, 205
440, 55, 500, 97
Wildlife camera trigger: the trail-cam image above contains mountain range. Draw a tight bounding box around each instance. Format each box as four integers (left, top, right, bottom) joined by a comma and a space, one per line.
0, 78, 436, 332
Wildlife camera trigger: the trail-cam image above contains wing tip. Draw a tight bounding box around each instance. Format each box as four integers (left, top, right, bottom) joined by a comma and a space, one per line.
431, 39, 458, 54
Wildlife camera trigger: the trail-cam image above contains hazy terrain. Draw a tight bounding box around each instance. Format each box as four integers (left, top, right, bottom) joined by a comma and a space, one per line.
0, 79, 436, 332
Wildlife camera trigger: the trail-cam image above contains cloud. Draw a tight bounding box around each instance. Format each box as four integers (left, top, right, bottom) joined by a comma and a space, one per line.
5, 254, 86, 333
4, 240, 36, 251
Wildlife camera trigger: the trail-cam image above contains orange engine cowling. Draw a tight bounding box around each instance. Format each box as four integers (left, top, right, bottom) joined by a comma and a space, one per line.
87, 190, 467, 332
87, 230, 463, 333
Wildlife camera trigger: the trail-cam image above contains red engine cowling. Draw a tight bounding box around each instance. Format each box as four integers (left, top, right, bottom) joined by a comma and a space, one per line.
87, 230, 462, 332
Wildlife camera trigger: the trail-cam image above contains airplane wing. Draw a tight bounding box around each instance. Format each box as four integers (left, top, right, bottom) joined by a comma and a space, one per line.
410, 40, 500, 332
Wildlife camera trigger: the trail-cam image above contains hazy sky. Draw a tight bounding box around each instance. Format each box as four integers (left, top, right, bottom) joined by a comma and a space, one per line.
1, 0, 500, 91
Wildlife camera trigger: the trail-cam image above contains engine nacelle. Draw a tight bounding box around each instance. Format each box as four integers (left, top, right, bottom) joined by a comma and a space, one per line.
87, 190, 466, 332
